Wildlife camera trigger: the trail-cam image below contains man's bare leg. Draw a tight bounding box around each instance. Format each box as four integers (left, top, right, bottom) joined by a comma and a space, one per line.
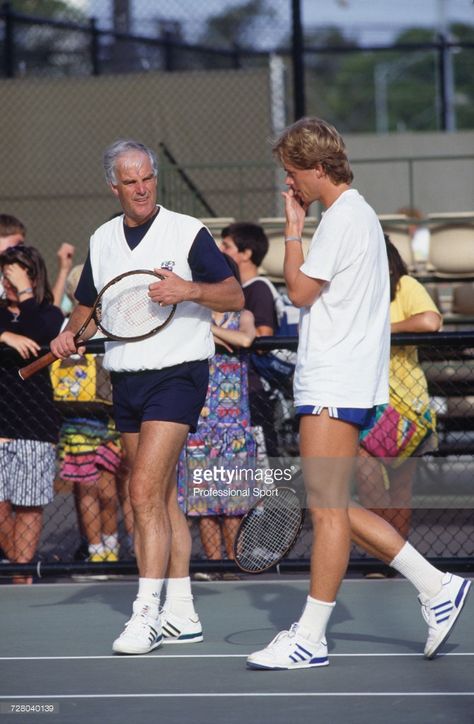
161, 468, 204, 642
126, 421, 188, 578
247, 411, 359, 670
301, 412, 359, 604
112, 421, 189, 654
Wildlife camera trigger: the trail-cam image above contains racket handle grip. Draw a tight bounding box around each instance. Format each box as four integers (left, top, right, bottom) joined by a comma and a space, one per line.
18, 351, 59, 380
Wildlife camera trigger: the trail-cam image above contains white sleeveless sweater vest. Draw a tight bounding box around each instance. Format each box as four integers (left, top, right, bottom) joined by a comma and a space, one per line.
89, 206, 214, 372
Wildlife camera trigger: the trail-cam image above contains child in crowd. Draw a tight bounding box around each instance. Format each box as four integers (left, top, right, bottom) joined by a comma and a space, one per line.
52, 265, 126, 562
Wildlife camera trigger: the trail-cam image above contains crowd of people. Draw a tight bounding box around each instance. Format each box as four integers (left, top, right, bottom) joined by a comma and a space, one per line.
0, 126, 469, 665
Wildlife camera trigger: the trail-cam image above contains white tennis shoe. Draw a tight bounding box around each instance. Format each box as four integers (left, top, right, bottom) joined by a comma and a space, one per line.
419, 572, 471, 659
112, 602, 162, 655
161, 609, 203, 644
246, 623, 329, 670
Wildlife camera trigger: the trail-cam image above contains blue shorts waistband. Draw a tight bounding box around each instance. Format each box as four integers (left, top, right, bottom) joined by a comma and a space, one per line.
295, 405, 377, 429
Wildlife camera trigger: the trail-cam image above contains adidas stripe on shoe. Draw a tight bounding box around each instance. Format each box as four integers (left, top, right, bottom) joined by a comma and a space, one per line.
419, 572, 471, 659
246, 623, 328, 670
161, 610, 203, 644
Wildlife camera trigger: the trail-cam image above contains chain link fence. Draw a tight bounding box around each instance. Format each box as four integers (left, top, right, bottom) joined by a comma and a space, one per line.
1, 2, 473, 279
1, 332, 473, 579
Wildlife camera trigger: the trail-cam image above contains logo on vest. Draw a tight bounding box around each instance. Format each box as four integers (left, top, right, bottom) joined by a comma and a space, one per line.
160, 260, 175, 271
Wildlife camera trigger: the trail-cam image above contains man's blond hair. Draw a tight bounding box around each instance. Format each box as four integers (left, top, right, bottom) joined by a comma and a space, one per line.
272, 117, 353, 185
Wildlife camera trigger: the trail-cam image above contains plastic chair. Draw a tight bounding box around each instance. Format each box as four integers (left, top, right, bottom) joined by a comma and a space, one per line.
382, 226, 415, 270
428, 224, 474, 278
451, 283, 474, 315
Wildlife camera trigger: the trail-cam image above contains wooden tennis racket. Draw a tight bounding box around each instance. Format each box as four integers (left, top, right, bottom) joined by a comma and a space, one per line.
19, 269, 176, 380
233, 474, 306, 574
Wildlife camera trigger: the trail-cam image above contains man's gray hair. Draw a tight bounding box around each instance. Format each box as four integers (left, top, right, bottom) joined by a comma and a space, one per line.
103, 139, 158, 185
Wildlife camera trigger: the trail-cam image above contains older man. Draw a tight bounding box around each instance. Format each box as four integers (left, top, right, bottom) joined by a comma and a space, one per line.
50, 139, 243, 654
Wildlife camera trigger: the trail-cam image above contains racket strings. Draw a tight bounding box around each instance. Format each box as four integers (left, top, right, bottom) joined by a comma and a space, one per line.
100, 274, 172, 337
235, 489, 303, 572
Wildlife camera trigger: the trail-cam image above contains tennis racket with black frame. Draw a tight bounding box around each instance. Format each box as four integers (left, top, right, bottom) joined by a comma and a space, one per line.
19, 269, 176, 381
233, 472, 306, 574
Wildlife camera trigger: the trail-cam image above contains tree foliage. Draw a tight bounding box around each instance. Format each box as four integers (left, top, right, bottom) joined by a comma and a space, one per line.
10, 0, 85, 22
199, 0, 474, 132
304, 24, 474, 132
198, 0, 276, 49
5, 0, 89, 76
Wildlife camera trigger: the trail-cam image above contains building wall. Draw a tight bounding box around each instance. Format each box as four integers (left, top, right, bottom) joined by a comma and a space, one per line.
346, 131, 474, 216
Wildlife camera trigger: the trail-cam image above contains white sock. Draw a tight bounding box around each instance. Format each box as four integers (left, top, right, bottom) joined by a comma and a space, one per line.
136, 577, 163, 612
297, 596, 335, 643
390, 542, 443, 599
164, 576, 196, 618
102, 534, 118, 551
88, 543, 104, 556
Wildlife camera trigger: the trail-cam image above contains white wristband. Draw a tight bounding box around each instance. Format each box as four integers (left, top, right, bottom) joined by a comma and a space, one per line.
285, 236, 302, 243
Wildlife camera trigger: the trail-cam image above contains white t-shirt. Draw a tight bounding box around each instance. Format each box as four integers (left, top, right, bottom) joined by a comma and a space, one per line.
295, 189, 390, 408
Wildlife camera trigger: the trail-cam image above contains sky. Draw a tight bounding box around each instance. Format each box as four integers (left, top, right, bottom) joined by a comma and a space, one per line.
301, 0, 474, 42
76, 0, 474, 45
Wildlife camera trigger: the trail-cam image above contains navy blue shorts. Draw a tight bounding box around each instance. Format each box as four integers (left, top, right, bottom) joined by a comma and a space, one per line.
111, 360, 209, 434
295, 405, 377, 429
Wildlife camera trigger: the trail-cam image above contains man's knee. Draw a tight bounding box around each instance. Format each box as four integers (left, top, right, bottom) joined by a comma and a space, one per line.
309, 506, 350, 528
129, 483, 167, 516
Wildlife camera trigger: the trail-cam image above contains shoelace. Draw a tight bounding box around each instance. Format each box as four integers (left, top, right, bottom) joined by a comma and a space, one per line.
125, 607, 157, 630
269, 623, 298, 649
125, 612, 146, 628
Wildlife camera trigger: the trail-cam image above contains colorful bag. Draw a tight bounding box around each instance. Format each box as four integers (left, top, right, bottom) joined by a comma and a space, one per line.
51, 354, 112, 404
359, 386, 436, 467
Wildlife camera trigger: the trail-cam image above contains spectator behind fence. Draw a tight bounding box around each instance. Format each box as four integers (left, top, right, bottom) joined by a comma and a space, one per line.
0, 245, 63, 583
51, 242, 76, 312
220, 222, 279, 457
357, 235, 442, 543
397, 206, 431, 266
178, 254, 258, 574
0, 214, 26, 252
0, 213, 75, 308
51, 264, 124, 563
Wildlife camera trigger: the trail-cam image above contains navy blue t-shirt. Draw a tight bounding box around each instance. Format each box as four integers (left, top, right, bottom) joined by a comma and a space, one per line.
75, 211, 232, 306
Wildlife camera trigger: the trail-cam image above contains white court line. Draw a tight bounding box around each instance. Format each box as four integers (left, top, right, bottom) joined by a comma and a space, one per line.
10, 577, 469, 589
0, 693, 473, 699
1, 652, 473, 661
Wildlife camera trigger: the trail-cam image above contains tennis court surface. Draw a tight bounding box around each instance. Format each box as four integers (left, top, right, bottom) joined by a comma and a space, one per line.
1, 576, 473, 724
